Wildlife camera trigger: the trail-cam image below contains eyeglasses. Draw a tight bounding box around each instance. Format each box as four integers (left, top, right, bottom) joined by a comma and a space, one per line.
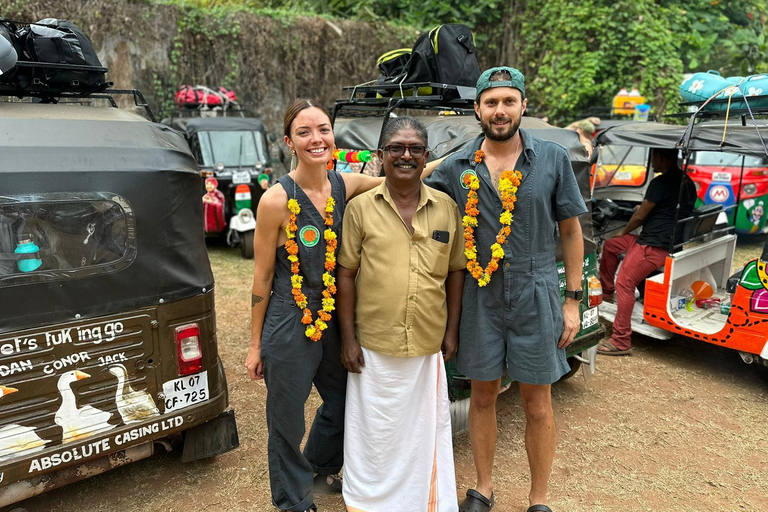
383, 144, 427, 159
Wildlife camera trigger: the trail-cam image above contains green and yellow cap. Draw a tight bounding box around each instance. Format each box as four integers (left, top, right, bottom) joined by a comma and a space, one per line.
476, 66, 526, 99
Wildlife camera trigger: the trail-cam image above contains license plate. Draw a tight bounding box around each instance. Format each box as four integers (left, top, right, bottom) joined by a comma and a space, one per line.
582, 307, 598, 329
712, 172, 731, 182
232, 171, 251, 184
614, 171, 632, 181
162, 371, 209, 413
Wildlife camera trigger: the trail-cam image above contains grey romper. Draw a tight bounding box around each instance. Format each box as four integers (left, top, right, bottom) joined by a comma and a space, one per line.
425, 131, 587, 385
262, 171, 348, 512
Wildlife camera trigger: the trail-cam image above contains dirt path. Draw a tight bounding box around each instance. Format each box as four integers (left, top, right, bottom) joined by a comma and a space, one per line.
8, 239, 768, 512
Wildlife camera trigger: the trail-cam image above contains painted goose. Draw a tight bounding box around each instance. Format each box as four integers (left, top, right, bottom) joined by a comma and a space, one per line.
108, 364, 160, 424
54, 370, 115, 443
0, 385, 47, 462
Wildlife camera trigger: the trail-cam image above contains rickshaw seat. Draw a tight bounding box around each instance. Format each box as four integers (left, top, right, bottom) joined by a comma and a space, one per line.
679, 203, 723, 242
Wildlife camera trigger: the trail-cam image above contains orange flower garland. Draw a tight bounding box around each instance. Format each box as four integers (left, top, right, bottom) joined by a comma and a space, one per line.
286, 197, 337, 341
463, 150, 522, 287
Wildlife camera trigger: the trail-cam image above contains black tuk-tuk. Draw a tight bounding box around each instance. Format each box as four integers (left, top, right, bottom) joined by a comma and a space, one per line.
332, 82, 605, 433
167, 115, 271, 258
0, 80, 238, 504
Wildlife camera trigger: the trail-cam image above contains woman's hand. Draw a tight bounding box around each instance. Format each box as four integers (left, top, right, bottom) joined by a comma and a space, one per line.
245, 343, 264, 380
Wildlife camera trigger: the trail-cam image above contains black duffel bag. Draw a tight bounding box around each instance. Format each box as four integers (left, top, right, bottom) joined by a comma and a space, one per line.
14, 18, 106, 89
405, 24, 480, 87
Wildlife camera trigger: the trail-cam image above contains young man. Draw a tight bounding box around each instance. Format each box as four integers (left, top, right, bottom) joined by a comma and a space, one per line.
424, 67, 587, 512
598, 147, 697, 355
337, 116, 465, 512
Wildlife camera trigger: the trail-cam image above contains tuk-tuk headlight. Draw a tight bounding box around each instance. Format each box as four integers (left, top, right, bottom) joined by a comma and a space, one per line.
238, 208, 254, 224
215, 162, 225, 172
254, 163, 263, 171
743, 184, 758, 197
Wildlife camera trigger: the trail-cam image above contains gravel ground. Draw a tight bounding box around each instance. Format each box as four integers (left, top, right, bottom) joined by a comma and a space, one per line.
7, 236, 767, 512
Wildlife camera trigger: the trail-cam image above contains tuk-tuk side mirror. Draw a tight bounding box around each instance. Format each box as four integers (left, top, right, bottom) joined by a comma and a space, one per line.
0, 35, 18, 75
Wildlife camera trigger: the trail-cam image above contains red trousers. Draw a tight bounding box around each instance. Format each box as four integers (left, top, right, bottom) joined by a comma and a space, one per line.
599, 235, 668, 350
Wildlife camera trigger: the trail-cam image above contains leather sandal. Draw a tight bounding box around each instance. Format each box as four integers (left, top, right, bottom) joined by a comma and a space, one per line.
458, 489, 494, 512
526, 505, 553, 512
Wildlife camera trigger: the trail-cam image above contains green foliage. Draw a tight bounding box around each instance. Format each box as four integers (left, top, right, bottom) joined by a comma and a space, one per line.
137, 0, 768, 122
666, 0, 768, 75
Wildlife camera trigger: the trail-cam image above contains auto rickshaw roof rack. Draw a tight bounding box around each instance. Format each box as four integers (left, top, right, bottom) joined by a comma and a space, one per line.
665, 93, 768, 123
333, 82, 476, 148
167, 105, 250, 121
334, 82, 475, 116
0, 71, 157, 122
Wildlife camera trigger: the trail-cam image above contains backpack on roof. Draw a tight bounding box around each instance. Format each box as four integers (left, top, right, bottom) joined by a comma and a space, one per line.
376, 48, 411, 83
11, 18, 107, 90
405, 24, 480, 86
375, 24, 480, 96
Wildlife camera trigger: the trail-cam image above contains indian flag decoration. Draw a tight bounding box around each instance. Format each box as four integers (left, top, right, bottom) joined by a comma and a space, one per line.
235, 184, 252, 211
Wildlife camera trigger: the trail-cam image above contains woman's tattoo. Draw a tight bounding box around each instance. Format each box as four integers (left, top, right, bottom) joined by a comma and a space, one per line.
252, 294, 264, 307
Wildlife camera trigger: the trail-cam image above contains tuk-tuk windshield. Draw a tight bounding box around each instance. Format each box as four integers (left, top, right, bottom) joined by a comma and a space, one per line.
595, 145, 650, 189
198, 131, 268, 167
692, 151, 768, 168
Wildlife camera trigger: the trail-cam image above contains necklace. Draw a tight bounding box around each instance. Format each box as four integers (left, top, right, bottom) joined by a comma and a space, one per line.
285, 194, 337, 341
463, 149, 523, 287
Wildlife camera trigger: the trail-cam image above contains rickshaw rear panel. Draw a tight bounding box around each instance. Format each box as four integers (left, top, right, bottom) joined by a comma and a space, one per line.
0, 99, 238, 504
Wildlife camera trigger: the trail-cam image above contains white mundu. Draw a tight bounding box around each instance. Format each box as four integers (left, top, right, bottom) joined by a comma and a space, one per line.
343, 347, 458, 512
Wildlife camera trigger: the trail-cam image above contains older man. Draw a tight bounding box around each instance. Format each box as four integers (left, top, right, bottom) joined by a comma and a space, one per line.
337, 116, 465, 512
424, 67, 587, 512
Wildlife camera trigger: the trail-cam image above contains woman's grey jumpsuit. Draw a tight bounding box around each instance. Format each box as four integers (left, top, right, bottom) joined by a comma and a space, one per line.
261, 172, 348, 512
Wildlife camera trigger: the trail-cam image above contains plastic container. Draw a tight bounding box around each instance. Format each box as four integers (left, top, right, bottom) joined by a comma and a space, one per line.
695, 298, 721, 309
633, 104, 651, 122
15, 239, 42, 272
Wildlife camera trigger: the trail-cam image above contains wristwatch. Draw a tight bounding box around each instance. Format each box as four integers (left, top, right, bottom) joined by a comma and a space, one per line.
564, 289, 583, 301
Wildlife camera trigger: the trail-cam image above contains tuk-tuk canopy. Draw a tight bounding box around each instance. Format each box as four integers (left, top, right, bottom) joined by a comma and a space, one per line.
183, 116, 267, 136
0, 103, 213, 332
595, 120, 768, 158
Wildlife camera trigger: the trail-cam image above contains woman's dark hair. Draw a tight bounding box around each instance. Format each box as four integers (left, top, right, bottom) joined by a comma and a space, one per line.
380, 116, 429, 149
283, 98, 332, 138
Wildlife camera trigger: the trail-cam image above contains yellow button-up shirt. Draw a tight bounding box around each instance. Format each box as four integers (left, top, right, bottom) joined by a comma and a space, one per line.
338, 181, 466, 357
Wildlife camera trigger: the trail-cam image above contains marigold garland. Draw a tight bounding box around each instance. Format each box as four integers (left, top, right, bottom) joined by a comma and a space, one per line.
286, 196, 337, 341
463, 150, 522, 287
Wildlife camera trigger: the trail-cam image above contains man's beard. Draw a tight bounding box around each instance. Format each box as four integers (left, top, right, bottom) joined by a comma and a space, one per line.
480, 114, 522, 142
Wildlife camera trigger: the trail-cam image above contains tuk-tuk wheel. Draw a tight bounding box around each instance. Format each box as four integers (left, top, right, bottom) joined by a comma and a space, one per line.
240, 230, 254, 259
559, 357, 582, 381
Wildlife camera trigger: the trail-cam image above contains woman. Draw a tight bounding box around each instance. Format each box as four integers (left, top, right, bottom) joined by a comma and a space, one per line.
245, 98, 381, 512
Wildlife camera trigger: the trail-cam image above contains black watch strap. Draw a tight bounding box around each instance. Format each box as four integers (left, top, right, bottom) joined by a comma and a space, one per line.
565, 289, 583, 300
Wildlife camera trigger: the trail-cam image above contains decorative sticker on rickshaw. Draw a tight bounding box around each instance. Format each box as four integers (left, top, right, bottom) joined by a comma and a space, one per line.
0, 315, 187, 468
737, 259, 768, 314
748, 202, 764, 231
299, 225, 321, 247
460, 169, 477, 190
708, 184, 731, 203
